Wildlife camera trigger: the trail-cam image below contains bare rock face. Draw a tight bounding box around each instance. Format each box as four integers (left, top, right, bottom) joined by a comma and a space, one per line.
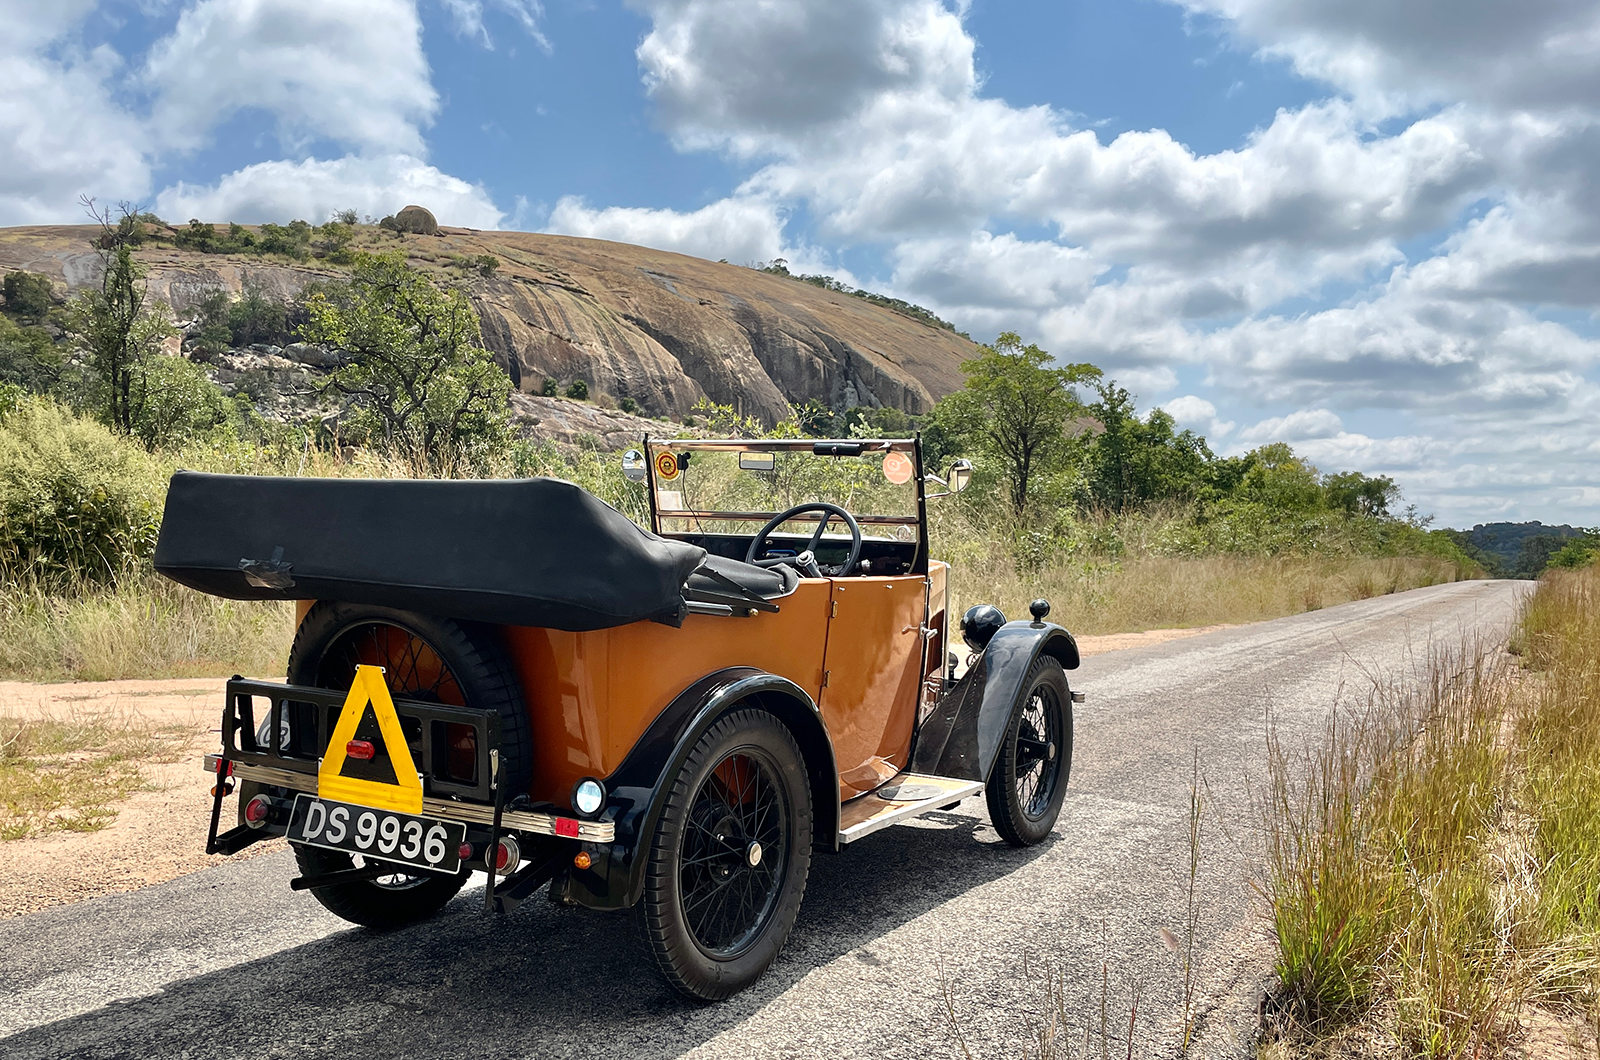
392, 205, 438, 236
0, 225, 976, 423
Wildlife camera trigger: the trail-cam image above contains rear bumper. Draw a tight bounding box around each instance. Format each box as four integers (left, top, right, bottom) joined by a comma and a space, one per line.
205, 756, 615, 843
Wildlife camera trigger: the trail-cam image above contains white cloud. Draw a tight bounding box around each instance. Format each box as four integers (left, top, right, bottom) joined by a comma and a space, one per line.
0, 1, 509, 231
545, 194, 786, 264
144, 0, 439, 155
0, 3, 151, 225
1162, 395, 1235, 438
1238, 408, 1344, 443
155, 154, 504, 228
436, 0, 550, 52
1179, 0, 1600, 118
630, 0, 973, 151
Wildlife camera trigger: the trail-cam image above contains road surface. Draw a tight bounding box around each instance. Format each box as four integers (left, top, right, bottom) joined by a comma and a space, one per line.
0, 580, 1525, 1059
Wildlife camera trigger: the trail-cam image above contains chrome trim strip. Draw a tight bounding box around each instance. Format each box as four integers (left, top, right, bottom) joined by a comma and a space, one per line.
205, 756, 615, 843
838, 780, 984, 845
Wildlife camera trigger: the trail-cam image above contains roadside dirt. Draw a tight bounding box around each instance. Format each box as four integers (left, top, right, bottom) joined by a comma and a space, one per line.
0, 624, 1229, 919
0, 678, 282, 919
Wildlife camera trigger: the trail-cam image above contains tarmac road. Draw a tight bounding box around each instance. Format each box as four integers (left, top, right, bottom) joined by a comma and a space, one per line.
0, 579, 1525, 1060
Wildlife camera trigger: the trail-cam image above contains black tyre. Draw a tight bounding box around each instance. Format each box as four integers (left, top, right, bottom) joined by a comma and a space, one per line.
284, 602, 532, 929
984, 655, 1072, 847
636, 709, 813, 1001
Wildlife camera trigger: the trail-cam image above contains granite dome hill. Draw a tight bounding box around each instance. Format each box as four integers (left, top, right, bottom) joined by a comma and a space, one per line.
0, 222, 976, 423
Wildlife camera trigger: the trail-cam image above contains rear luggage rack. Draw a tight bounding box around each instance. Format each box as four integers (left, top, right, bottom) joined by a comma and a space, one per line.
221, 677, 499, 802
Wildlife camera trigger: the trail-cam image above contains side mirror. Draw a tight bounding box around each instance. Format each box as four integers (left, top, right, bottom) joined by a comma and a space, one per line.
948, 459, 972, 494
621, 449, 647, 482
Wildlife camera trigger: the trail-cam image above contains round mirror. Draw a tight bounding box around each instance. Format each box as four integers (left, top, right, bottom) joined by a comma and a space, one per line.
621, 449, 647, 482
948, 459, 973, 494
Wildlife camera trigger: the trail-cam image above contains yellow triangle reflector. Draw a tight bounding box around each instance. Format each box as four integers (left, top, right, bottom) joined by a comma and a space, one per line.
317, 664, 424, 814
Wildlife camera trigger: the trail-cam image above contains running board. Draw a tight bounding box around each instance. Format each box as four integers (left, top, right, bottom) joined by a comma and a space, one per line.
838, 773, 984, 845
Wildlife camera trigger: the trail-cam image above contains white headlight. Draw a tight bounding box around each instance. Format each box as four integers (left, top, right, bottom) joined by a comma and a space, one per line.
574, 778, 605, 816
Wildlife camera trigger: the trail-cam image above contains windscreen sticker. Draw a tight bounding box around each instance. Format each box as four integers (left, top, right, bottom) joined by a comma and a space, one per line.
882, 451, 914, 485
655, 450, 681, 481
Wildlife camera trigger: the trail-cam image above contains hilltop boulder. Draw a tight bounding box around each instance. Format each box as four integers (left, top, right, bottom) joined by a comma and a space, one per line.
391, 205, 438, 236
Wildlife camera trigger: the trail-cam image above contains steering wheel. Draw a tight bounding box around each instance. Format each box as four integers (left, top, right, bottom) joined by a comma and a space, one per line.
745, 503, 864, 578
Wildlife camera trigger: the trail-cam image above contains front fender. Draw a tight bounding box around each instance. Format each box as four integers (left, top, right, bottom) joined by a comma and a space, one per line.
911, 620, 1078, 783
565, 668, 838, 911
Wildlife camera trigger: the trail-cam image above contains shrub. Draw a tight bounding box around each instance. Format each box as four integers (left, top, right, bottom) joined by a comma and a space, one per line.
619, 396, 638, 414
0, 397, 166, 582
0, 315, 75, 397
541, 377, 558, 397
129, 356, 233, 450
2, 271, 55, 321
565, 379, 589, 400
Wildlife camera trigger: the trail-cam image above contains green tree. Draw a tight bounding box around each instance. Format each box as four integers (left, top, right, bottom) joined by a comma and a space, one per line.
1323, 471, 1400, 517
64, 204, 174, 435
0, 315, 74, 396
128, 355, 231, 449
3, 272, 55, 321
1238, 444, 1324, 510
936, 332, 1101, 515
299, 252, 510, 468
1081, 383, 1215, 511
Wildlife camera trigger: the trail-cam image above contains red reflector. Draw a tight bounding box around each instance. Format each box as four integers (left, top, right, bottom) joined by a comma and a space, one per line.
458, 842, 474, 861
554, 817, 580, 838
244, 795, 271, 827
345, 739, 376, 760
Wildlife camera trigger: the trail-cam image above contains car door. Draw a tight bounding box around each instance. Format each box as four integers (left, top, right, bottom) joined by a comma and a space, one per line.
819, 576, 927, 799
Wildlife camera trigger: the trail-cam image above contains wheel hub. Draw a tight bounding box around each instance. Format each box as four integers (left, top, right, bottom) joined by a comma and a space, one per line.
746, 841, 763, 867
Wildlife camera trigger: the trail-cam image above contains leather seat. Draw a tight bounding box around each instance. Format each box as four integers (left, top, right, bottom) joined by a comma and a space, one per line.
685, 554, 800, 600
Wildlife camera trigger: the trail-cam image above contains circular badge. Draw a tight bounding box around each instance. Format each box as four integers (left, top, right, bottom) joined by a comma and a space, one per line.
654, 450, 681, 481
882, 451, 914, 485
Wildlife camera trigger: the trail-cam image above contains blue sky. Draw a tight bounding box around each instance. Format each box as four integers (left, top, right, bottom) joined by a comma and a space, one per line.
6, 0, 1600, 528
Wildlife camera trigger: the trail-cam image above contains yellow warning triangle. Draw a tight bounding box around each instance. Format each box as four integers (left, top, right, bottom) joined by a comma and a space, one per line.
317, 665, 424, 814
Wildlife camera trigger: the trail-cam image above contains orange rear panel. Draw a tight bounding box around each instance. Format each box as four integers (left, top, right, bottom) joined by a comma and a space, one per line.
500, 580, 833, 806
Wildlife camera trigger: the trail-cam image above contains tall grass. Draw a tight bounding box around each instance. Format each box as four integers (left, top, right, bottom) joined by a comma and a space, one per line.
1261, 566, 1600, 1055
937, 501, 1470, 634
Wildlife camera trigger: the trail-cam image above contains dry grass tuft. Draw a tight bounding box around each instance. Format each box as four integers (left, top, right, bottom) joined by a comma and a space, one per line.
0, 712, 199, 839
1261, 565, 1600, 1057
0, 569, 294, 682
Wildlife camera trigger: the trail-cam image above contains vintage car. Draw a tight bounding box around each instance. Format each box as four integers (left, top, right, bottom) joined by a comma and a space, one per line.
155, 436, 1082, 1001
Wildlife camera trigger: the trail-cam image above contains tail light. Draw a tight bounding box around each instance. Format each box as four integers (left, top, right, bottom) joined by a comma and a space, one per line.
243, 794, 272, 829
495, 836, 520, 874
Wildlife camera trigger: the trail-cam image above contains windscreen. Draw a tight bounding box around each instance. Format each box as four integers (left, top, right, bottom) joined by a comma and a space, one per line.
647, 441, 920, 543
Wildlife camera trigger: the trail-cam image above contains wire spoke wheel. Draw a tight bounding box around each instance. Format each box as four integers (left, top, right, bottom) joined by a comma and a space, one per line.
985, 656, 1073, 847
638, 708, 813, 1001
1014, 687, 1061, 820
281, 603, 531, 930
678, 749, 789, 958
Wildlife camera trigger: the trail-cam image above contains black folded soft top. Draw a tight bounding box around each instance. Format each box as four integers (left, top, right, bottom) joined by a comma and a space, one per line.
154, 472, 708, 631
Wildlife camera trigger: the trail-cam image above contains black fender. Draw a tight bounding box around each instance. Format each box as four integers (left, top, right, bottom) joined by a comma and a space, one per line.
910, 620, 1078, 784
565, 667, 839, 911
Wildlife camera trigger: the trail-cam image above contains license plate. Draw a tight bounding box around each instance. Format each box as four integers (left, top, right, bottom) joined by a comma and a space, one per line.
287, 794, 466, 874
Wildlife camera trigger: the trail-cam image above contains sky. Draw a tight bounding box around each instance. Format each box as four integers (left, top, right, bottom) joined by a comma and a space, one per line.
4, 0, 1599, 529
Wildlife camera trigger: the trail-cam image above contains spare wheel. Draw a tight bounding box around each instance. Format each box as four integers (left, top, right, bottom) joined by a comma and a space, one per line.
280, 602, 533, 929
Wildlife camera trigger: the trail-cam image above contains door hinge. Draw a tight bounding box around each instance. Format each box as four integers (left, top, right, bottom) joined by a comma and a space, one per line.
822, 670, 831, 687
830, 600, 837, 618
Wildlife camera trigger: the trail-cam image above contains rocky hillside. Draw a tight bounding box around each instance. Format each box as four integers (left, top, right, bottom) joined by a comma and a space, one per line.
0, 223, 976, 423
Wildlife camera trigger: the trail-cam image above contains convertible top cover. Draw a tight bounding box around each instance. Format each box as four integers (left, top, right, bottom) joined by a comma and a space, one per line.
154, 472, 708, 631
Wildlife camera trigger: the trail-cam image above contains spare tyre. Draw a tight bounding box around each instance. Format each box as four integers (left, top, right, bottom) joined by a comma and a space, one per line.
281, 602, 532, 928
